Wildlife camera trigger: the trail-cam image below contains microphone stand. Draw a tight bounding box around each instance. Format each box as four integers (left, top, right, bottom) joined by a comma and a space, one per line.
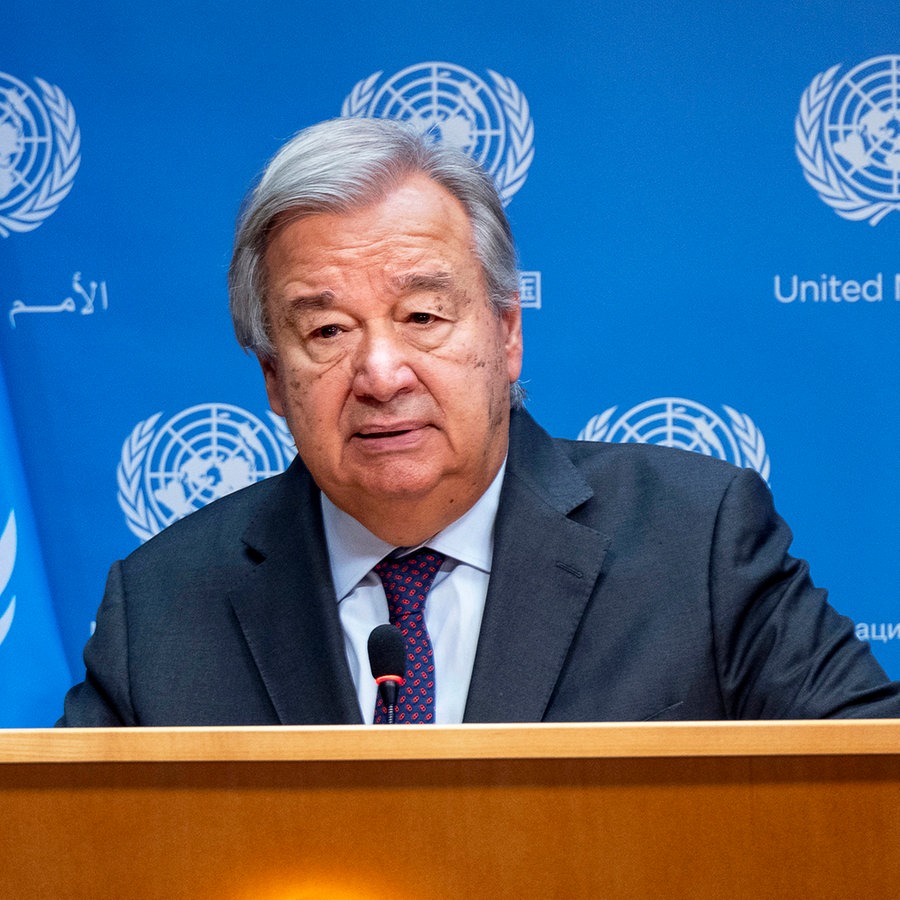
375, 675, 402, 724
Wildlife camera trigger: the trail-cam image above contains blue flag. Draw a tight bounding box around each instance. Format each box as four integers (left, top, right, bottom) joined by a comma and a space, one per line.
0, 359, 72, 727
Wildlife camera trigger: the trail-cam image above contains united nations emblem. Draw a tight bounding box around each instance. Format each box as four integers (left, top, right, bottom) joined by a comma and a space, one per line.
578, 398, 771, 482
796, 56, 900, 225
0, 72, 81, 237
0, 510, 16, 647
342, 62, 534, 205
117, 404, 296, 543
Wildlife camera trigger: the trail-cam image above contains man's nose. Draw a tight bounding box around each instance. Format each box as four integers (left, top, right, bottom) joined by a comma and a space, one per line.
350, 325, 418, 401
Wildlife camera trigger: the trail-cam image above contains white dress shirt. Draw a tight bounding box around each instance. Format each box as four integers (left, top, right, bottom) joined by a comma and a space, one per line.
321, 462, 505, 724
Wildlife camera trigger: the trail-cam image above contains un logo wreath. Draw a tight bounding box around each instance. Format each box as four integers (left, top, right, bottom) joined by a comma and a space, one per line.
0, 76, 81, 237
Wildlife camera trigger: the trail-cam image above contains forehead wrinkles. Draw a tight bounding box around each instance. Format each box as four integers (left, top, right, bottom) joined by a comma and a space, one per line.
269, 231, 466, 297
270, 193, 474, 272
270, 232, 455, 283
261, 177, 487, 316
272, 267, 457, 309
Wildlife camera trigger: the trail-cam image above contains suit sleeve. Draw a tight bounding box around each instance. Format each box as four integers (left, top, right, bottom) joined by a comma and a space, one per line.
57, 561, 137, 727
709, 468, 900, 718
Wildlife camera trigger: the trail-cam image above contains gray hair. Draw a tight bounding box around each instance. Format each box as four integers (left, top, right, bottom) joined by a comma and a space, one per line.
228, 116, 524, 407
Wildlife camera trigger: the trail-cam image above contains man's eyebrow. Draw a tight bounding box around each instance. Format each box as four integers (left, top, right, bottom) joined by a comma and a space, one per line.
390, 271, 455, 292
284, 290, 336, 313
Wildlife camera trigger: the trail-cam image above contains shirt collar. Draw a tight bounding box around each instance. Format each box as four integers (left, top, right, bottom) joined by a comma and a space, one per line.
321, 459, 507, 602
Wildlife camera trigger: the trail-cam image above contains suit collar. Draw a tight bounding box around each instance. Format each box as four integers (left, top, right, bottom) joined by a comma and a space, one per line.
503, 408, 595, 514
228, 459, 364, 724
464, 410, 611, 722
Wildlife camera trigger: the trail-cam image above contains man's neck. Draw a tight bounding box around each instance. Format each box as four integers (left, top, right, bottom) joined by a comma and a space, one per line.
339, 489, 489, 546
324, 457, 509, 547
321, 459, 507, 583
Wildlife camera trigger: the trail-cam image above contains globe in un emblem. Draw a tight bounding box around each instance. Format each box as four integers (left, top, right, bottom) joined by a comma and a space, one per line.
342, 62, 534, 205
0, 71, 80, 236
825, 56, 900, 201
370, 64, 506, 173
117, 404, 294, 542
0, 73, 53, 208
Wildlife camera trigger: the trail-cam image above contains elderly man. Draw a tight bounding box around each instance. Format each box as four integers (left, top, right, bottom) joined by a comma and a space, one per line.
60, 117, 900, 726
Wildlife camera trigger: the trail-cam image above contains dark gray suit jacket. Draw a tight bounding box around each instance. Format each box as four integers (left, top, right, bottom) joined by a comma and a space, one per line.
60, 410, 900, 725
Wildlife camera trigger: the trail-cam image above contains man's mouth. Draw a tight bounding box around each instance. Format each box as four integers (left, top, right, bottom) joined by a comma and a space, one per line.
352, 422, 430, 446
356, 429, 411, 440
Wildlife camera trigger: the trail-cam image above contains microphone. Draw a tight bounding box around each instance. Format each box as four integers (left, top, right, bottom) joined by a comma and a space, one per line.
368, 624, 406, 724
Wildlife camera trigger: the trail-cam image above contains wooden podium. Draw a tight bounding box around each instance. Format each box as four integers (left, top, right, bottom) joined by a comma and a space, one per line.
1, 722, 899, 898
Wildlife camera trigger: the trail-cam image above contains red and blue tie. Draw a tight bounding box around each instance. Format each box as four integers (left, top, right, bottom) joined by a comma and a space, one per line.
373, 549, 445, 724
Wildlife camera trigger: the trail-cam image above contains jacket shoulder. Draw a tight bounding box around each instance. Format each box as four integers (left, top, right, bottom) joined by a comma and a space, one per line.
557, 436, 751, 495
129, 471, 280, 553
118, 458, 316, 581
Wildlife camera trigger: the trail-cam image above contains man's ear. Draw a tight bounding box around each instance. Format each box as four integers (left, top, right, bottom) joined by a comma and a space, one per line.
502, 298, 523, 384
259, 357, 285, 417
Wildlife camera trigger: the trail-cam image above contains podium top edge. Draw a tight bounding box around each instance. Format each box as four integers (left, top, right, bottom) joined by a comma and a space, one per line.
1, 720, 899, 764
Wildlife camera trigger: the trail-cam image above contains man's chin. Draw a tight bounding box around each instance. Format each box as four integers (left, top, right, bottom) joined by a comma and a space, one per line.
328, 457, 450, 505
354, 468, 444, 502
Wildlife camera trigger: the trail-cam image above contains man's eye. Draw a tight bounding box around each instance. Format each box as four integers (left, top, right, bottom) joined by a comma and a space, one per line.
409, 312, 435, 325
314, 324, 343, 339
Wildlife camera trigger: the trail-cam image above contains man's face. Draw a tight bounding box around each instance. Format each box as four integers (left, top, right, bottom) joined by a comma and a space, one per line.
260, 174, 523, 543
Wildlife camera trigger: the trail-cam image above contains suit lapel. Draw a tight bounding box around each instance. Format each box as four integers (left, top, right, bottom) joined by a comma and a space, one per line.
464, 412, 611, 722
228, 461, 363, 724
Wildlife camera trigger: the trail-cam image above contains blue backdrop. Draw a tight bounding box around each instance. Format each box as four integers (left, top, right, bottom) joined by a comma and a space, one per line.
2, 1, 898, 725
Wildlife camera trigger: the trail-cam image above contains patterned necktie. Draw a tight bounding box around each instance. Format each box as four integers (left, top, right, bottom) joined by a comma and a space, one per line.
373, 549, 445, 724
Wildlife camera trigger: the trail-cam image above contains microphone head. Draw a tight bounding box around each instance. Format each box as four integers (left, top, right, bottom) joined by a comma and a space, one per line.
368, 623, 406, 680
